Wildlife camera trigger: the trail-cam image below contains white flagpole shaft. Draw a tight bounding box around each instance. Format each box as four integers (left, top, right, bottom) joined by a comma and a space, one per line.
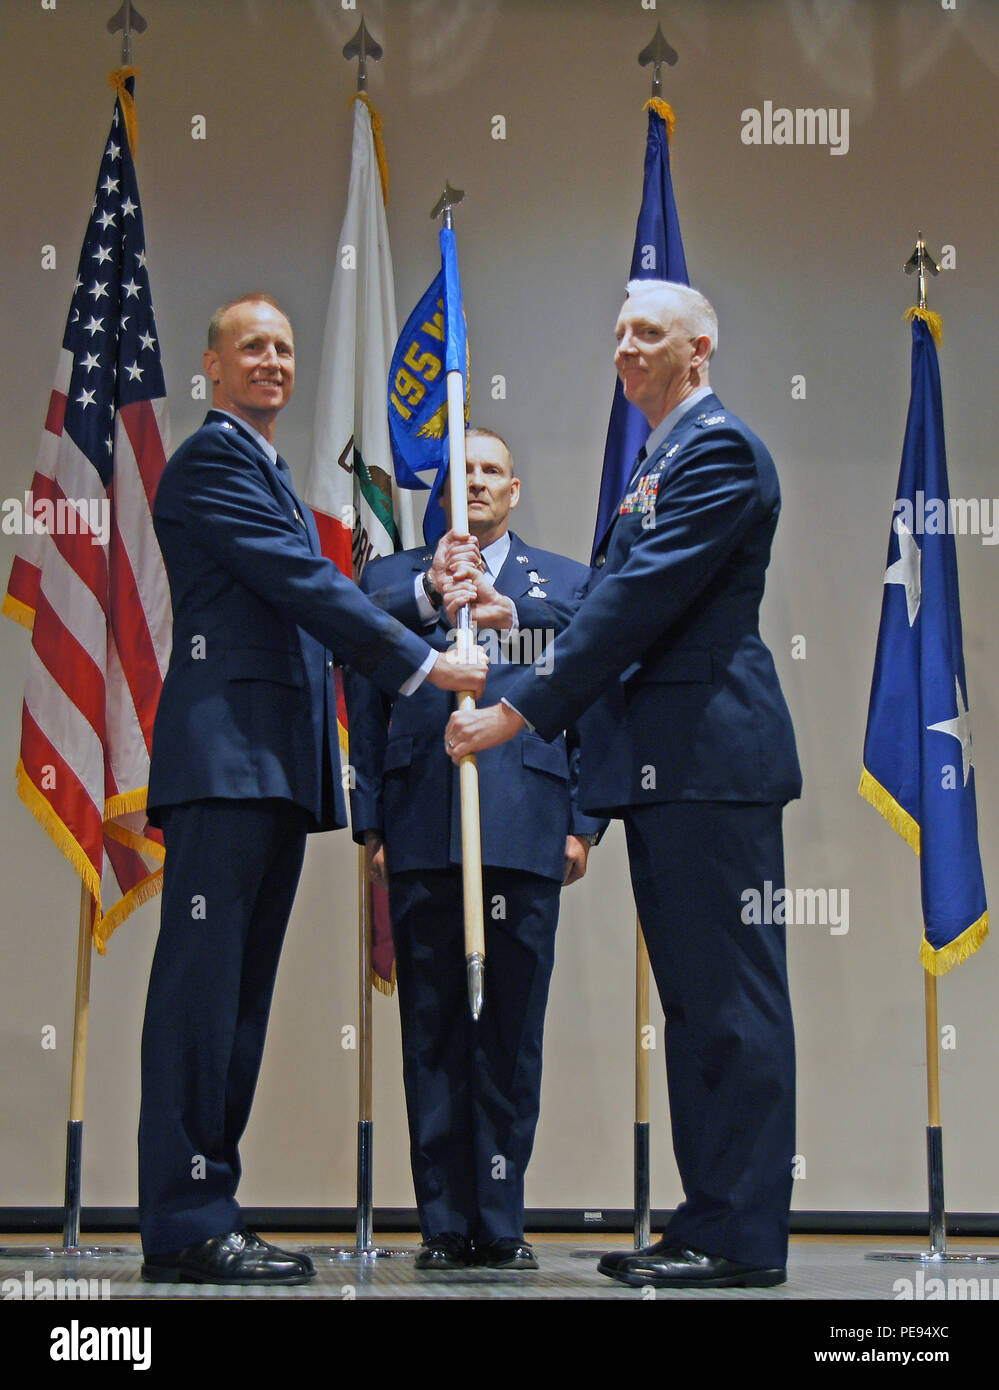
445, 370, 486, 1017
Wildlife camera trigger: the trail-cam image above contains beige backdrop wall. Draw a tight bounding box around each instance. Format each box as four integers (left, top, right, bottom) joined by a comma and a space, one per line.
1, 0, 997, 1221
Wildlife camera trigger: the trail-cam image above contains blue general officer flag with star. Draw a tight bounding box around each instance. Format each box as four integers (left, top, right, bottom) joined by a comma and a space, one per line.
591, 98, 688, 558
860, 314, 988, 974
387, 227, 468, 545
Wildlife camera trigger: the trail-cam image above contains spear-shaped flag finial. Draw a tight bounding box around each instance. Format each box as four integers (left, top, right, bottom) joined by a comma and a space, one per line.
638, 22, 678, 96
904, 231, 941, 310
343, 17, 383, 92
431, 181, 465, 230
107, 0, 147, 66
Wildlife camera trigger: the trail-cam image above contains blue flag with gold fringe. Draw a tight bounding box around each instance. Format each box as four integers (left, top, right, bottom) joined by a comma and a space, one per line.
860, 311, 989, 974
387, 228, 467, 544
591, 98, 688, 558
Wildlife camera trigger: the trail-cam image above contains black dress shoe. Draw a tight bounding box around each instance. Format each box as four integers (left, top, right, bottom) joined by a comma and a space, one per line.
141, 1230, 315, 1285
242, 1231, 315, 1272
597, 1242, 653, 1274
599, 1242, 786, 1289
414, 1233, 473, 1270
474, 1238, 538, 1270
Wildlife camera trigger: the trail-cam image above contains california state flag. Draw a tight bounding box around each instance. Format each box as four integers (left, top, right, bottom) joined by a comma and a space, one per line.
306, 93, 416, 993
307, 93, 418, 580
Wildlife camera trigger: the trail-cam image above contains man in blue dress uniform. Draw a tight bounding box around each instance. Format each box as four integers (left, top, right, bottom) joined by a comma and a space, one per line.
346, 429, 604, 1270
138, 294, 485, 1284
446, 283, 802, 1288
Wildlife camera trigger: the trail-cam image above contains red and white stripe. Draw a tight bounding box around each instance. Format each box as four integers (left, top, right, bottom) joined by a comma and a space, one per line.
6, 348, 171, 949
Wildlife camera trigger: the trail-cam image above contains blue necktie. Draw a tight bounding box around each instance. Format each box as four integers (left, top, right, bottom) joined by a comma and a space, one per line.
626, 444, 648, 491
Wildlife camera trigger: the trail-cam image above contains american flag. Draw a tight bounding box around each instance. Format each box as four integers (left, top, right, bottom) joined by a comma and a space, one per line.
3, 76, 171, 952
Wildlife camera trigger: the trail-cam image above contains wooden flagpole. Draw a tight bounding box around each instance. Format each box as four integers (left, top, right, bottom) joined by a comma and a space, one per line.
434, 184, 486, 1021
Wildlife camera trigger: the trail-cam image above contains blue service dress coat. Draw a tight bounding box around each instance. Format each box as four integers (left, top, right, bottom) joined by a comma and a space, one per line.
346, 532, 604, 1243
504, 394, 802, 1269
139, 410, 432, 1258
147, 411, 429, 830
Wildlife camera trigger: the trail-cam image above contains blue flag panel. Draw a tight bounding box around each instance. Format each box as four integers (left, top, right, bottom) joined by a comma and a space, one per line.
591, 104, 689, 558
860, 316, 988, 973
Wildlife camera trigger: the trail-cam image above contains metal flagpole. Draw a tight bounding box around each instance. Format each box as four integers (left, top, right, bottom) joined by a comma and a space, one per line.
867, 236, 997, 1267
0, 886, 124, 1257
625, 26, 678, 1258
432, 183, 487, 1022
575, 27, 684, 1263
634, 920, 652, 1248
302, 17, 409, 1262
0, 4, 148, 1263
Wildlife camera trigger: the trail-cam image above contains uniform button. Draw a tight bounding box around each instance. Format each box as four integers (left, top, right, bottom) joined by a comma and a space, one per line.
594, 553, 606, 568
328, 660, 334, 672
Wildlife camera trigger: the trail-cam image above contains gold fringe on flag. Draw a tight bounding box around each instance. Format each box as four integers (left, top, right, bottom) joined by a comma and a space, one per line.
351, 92, 389, 205
95, 869, 164, 953
372, 963, 396, 997
920, 912, 989, 976
644, 96, 676, 142
905, 305, 943, 350
15, 756, 101, 910
103, 816, 165, 863
1, 592, 34, 631
14, 757, 165, 953
860, 767, 990, 972
858, 766, 920, 853
105, 785, 152, 820
108, 67, 139, 154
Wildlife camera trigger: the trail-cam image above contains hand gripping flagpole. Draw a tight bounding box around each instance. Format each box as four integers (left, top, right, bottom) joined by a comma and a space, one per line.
866, 236, 997, 1268
433, 183, 486, 1021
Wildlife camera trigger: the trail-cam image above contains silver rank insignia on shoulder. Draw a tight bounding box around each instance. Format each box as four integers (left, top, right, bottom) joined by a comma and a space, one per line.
517, 554, 530, 563
695, 413, 727, 428
528, 570, 550, 584
528, 585, 547, 597
665, 443, 680, 458
219, 419, 234, 430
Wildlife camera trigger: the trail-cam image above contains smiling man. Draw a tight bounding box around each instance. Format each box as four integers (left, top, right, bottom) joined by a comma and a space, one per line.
345, 428, 604, 1271
138, 294, 485, 1286
446, 282, 802, 1289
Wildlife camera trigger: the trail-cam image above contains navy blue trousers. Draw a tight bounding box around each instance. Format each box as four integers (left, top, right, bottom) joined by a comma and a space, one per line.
623, 800, 796, 1269
138, 798, 308, 1256
389, 867, 561, 1244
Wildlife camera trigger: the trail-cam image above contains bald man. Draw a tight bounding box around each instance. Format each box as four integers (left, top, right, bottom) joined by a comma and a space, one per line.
138, 294, 484, 1285
446, 282, 801, 1289
346, 429, 604, 1270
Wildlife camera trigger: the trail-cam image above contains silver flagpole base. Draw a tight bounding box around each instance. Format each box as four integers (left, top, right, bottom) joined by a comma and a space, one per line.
867, 1124, 999, 1262
634, 1121, 651, 1249
300, 1122, 413, 1261
467, 953, 484, 1020
0, 1120, 128, 1259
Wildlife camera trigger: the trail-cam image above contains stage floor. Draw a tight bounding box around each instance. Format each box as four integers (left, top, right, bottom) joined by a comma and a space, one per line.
3, 1232, 997, 1300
